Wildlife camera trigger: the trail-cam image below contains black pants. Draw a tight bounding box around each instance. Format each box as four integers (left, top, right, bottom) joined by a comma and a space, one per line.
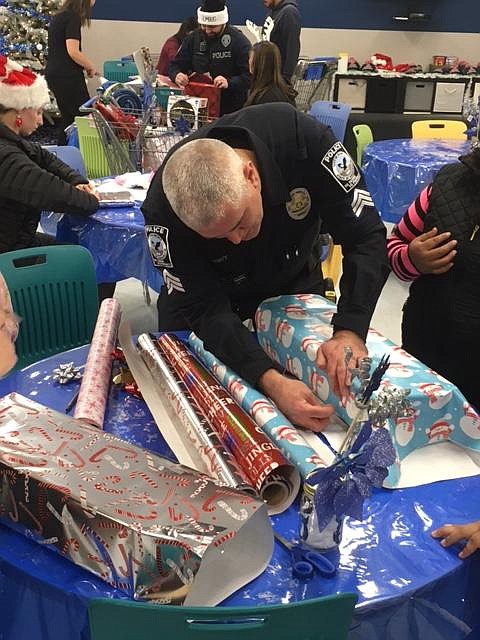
46, 73, 90, 143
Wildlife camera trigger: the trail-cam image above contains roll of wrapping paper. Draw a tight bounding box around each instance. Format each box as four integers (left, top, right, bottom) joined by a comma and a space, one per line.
74, 298, 121, 428
136, 334, 255, 494
156, 334, 300, 515
188, 333, 336, 479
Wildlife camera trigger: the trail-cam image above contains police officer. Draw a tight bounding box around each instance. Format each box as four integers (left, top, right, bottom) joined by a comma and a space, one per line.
143, 103, 389, 431
169, 0, 251, 115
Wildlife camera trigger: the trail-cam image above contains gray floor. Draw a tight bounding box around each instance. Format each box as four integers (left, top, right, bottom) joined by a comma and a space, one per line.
115, 271, 410, 346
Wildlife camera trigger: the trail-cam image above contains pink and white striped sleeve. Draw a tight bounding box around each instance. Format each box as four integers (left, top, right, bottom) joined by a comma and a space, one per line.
387, 185, 431, 281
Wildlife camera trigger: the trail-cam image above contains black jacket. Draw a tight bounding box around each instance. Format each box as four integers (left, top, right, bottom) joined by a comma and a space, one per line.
263, 0, 301, 81
143, 104, 389, 387
168, 25, 251, 115
0, 123, 98, 253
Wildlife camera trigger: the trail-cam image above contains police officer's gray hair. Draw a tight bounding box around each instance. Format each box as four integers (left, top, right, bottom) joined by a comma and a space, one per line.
162, 139, 246, 232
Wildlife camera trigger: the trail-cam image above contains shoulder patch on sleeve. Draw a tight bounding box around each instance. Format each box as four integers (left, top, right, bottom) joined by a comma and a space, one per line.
146, 225, 173, 268
321, 141, 360, 193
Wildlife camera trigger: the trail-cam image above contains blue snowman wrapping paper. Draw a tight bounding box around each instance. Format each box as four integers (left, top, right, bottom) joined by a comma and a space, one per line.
255, 294, 480, 488
188, 333, 337, 480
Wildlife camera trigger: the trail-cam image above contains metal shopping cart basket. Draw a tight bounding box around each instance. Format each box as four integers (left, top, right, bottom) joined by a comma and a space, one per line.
292, 57, 338, 112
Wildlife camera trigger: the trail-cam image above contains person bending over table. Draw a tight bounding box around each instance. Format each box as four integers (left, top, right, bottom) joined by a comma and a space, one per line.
0, 57, 116, 299
387, 146, 480, 409
142, 103, 389, 431
0, 55, 99, 255
169, 0, 251, 115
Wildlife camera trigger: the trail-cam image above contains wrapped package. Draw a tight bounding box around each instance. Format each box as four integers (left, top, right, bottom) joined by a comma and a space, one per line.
255, 294, 480, 488
0, 393, 272, 605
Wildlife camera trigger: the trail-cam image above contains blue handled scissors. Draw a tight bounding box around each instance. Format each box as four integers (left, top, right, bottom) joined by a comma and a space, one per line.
274, 532, 336, 580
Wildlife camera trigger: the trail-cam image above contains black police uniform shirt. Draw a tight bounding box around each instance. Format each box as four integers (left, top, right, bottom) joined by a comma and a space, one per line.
143, 103, 389, 388
168, 25, 251, 115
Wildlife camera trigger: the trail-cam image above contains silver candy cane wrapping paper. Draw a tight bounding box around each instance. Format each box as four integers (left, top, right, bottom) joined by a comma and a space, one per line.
74, 298, 121, 428
136, 334, 255, 494
0, 393, 272, 605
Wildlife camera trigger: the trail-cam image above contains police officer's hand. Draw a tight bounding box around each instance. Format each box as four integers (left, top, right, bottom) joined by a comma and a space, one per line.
408, 227, 457, 275
258, 369, 335, 432
432, 521, 480, 559
213, 75, 229, 89
316, 330, 367, 406
175, 73, 189, 87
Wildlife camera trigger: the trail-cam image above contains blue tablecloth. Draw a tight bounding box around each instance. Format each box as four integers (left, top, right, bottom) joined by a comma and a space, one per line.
0, 347, 479, 640
362, 139, 471, 224
56, 205, 162, 290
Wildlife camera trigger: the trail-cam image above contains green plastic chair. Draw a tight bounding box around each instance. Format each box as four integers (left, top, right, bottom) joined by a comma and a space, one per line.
88, 594, 358, 640
75, 116, 111, 179
352, 124, 374, 166
103, 60, 139, 83
0, 245, 98, 370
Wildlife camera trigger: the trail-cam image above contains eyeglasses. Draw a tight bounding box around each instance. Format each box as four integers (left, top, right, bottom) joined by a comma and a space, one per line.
0, 309, 21, 343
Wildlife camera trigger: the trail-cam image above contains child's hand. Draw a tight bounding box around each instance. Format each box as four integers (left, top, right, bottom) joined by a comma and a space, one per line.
408, 227, 457, 274
432, 521, 480, 559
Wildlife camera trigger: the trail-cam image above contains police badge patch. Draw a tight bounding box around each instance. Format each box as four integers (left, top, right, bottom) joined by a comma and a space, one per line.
221, 34, 231, 47
145, 225, 173, 268
321, 142, 360, 193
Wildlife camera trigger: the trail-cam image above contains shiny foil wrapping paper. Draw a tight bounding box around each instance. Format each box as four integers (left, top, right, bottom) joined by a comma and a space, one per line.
136, 334, 255, 495
188, 333, 336, 479
156, 334, 300, 515
74, 298, 121, 428
0, 393, 272, 605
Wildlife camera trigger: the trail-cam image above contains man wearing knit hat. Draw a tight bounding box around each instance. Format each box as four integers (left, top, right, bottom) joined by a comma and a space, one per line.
169, 0, 251, 114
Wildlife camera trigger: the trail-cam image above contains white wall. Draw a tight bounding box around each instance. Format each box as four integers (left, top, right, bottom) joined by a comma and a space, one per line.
83, 19, 480, 78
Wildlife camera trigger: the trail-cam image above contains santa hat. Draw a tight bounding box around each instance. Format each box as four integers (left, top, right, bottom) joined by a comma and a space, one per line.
0, 55, 50, 111
197, 0, 229, 26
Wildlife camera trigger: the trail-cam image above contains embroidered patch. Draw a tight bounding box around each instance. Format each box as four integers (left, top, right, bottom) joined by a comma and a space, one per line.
262, 16, 274, 41
286, 188, 311, 220
162, 269, 185, 294
146, 225, 173, 268
221, 34, 231, 48
351, 188, 374, 217
321, 142, 360, 193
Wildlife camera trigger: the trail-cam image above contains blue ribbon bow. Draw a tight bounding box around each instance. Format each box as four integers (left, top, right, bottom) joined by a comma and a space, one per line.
308, 425, 396, 531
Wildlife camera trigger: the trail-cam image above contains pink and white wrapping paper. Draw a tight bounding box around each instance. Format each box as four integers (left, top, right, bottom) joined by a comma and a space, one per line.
74, 298, 121, 428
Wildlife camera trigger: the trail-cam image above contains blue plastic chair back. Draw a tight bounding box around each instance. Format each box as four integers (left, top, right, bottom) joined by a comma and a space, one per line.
43, 145, 86, 177
308, 101, 352, 142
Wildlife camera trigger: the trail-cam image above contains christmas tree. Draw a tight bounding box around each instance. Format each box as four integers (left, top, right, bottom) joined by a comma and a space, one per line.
0, 0, 62, 70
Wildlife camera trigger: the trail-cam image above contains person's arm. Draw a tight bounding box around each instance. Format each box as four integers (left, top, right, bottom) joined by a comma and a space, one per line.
432, 521, 480, 559
0, 146, 98, 216
272, 9, 301, 81
388, 185, 457, 279
223, 32, 252, 94
65, 40, 97, 77
168, 34, 193, 86
63, 11, 97, 76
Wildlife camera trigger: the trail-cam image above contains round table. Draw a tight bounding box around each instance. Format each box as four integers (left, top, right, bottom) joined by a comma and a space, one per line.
0, 347, 479, 640
362, 139, 472, 224
55, 205, 162, 291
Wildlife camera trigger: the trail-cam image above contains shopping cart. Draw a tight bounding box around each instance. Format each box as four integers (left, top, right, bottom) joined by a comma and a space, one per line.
79, 93, 188, 176
292, 57, 338, 112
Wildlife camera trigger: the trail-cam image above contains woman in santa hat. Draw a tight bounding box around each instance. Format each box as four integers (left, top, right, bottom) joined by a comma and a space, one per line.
0, 55, 99, 255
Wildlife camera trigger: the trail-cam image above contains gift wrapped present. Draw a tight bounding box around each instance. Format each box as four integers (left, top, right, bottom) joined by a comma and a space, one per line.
255, 294, 480, 487
0, 393, 272, 605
